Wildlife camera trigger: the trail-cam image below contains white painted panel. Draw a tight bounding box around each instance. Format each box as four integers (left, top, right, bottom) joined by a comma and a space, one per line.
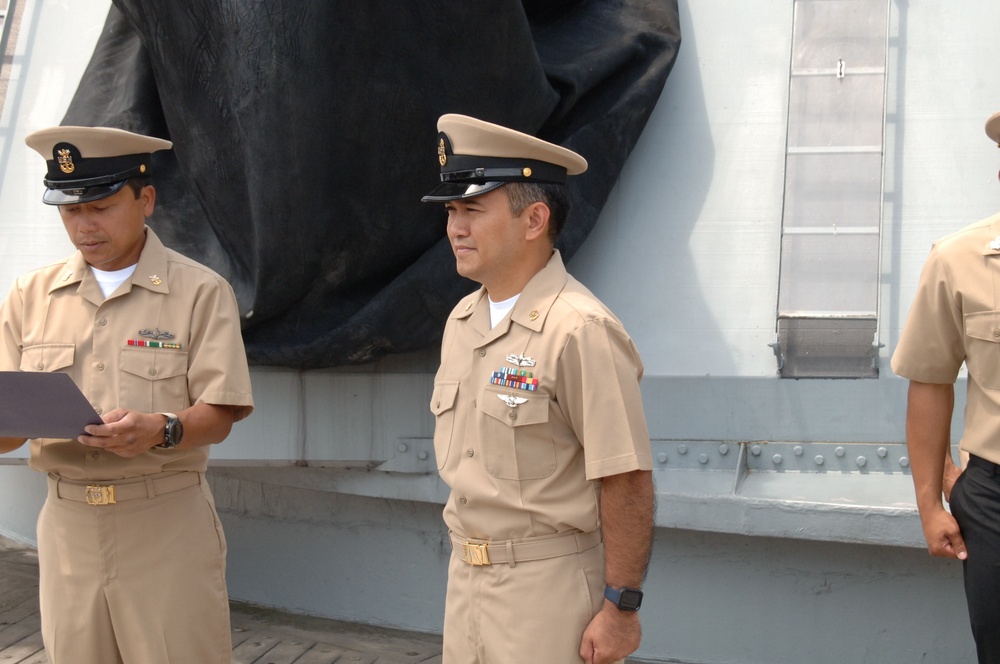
880, 0, 1000, 371
571, 0, 791, 377
0, 0, 112, 291
209, 368, 302, 463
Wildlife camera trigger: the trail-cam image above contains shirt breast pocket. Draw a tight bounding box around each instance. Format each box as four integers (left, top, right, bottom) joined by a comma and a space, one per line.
480, 387, 554, 480
119, 347, 190, 414
20, 344, 75, 373
431, 381, 460, 470
964, 311, 1000, 389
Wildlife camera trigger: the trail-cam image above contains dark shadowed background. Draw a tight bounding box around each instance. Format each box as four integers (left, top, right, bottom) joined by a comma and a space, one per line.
63, 0, 681, 367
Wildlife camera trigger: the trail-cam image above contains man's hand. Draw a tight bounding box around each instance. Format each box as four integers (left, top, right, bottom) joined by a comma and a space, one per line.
942, 456, 962, 503
579, 602, 641, 664
920, 505, 968, 560
78, 408, 163, 458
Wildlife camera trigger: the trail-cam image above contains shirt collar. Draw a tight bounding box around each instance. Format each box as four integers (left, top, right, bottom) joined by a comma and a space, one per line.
451, 250, 569, 333
48, 226, 170, 296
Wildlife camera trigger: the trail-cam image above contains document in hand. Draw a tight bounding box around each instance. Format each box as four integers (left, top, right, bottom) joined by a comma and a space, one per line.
0, 371, 103, 439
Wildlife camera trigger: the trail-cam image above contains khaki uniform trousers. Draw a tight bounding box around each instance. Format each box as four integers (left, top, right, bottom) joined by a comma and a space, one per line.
443, 534, 621, 664
38, 472, 231, 664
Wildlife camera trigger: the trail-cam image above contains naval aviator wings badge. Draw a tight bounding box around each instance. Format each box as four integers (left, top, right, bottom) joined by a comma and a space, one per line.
498, 394, 528, 408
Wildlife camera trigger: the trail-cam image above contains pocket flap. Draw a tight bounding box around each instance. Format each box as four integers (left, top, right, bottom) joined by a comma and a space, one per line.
965, 311, 1000, 343
480, 387, 549, 427
20, 344, 75, 372
431, 381, 459, 415
120, 347, 189, 380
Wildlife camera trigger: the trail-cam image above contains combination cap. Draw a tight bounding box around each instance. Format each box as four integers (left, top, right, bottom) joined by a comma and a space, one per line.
421, 114, 587, 202
24, 126, 172, 205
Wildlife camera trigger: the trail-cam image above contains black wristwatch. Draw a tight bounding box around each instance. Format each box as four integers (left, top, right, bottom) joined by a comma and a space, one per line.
157, 413, 184, 449
604, 585, 643, 611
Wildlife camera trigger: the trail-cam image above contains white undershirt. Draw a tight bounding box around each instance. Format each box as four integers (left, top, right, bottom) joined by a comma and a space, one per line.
91, 265, 137, 298
488, 293, 520, 329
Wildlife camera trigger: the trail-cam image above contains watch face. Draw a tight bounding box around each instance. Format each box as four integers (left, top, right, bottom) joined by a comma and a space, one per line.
164, 416, 183, 448
619, 588, 643, 611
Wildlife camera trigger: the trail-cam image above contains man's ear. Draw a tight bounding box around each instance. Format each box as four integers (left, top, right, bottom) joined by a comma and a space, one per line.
524, 202, 551, 242
141, 185, 157, 217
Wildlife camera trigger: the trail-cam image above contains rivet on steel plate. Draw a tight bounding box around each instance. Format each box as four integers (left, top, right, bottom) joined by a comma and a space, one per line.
657, 452, 668, 464
835, 446, 846, 457
418, 451, 429, 460
750, 444, 762, 456
856, 456, 867, 468
772, 454, 782, 465
398, 443, 409, 453
876, 446, 888, 458
698, 454, 709, 464
814, 455, 825, 466
678, 444, 688, 455
899, 457, 910, 468
793, 445, 803, 456
719, 443, 729, 455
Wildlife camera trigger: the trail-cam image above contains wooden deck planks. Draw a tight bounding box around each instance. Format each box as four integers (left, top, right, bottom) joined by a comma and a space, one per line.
0, 542, 443, 663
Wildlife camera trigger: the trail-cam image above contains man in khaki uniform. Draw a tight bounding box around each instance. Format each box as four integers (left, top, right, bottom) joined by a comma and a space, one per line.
0, 126, 254, 663
892, 110, 1000, 663
423, 114, 655, 664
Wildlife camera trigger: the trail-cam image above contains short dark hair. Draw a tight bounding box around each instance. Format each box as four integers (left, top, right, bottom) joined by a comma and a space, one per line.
503, 182, 571, 241
124, 177, 152, 199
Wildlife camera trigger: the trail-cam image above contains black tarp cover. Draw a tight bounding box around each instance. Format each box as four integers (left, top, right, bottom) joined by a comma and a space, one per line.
61, 1, 681, 367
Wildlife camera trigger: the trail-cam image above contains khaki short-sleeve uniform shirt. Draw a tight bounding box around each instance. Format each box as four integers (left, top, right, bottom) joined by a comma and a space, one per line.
0, 228, 254, 480
892, 212, 1000, 464
431, 251, 652, 541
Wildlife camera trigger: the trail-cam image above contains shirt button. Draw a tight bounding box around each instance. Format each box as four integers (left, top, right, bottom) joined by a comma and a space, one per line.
97, 363, 105, 371
459, 497, 468, 505
36, 363, 44, 370
994, 328, 1000, 338
508, 412, 517, 421
98, 318, 108, 326
95, 407, 103, 415
478, 349, 486, 357
90, 452, 99, 460
472, 400, 477, 408
148, 369, 157, 376
466, 449, 475, 457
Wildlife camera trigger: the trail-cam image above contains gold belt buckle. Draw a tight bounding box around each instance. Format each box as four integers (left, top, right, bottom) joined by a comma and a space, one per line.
463, 542, 491, 566
85, 485, 116, 506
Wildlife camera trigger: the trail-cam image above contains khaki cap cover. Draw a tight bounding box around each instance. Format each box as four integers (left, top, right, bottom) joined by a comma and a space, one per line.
24, 126, 172, 205
422, 114, 587, 202
439, 114, 587, 175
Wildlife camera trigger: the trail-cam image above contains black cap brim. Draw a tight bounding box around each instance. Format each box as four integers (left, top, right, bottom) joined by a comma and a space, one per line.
41, 179, 129, 206
421, 181, 506, 203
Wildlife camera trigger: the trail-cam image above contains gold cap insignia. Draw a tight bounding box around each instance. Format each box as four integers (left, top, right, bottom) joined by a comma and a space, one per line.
57, 148, 75, 174
522, 167, 532, 178
438, 138, 448, 167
